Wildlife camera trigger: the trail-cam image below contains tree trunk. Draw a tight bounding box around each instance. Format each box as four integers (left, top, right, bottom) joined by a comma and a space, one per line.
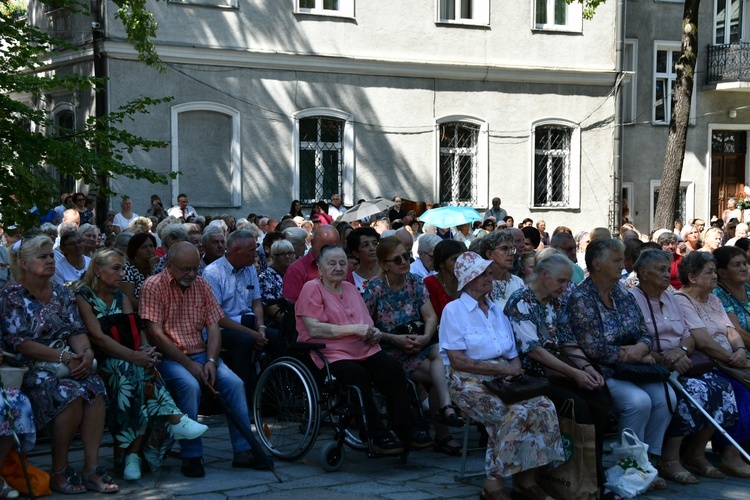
653, 0, 700, 230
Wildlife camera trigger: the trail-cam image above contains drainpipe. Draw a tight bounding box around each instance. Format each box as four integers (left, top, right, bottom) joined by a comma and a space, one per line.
92, 0, 108, 227
612, 0, 626, 232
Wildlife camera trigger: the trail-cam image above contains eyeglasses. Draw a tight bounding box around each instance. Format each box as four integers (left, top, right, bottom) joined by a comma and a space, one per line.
175, 265, 199, 275
493, 245, 517, 255
273, 252, 296, 258
385, 252, 411, 265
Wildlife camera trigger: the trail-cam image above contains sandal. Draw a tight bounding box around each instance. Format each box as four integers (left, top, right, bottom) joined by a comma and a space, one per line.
683, 456, 724, 478
434, 404, 466, 428
656, 460, 699, 484
49, 467, 86, 495
83, 466, 119, 494
433, 435, 462, 456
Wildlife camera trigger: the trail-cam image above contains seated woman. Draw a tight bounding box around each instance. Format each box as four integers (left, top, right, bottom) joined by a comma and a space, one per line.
53, 230, 91, 285
505, 252, 614, 499
423, 240, 465, 320
295, 245, 427, 454
713, 245, 750, 348
78, 224, 100, 258
121, 232, 158, 312
74, 248, 208, 481
364, 237, 463, 456
566, 238, 675, 491
0, 348, 36, 499
474, 231, 524, 310
346, 227, 381, 294
260, 239, 297, 328
0, 235, 117, 494
675, 251, 750, 477
631, 249, 737, 484
441, 252, 563, 500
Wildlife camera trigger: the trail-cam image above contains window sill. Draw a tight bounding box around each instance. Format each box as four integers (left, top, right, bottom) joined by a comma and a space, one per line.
168, 0, 238, 8
294, 10, 355, 19
532, 26, 582, 34
435, 19, 490, 27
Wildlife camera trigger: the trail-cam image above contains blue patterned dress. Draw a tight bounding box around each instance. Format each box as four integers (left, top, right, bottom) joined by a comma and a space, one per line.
76, 285, 180, 472
364, 273, 432, 375
0, 283, 106, 428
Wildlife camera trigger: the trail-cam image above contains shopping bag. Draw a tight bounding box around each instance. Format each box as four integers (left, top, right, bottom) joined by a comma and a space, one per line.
1, 448, 52, 497
604, 428, 657, 498
538, 400, 598, 500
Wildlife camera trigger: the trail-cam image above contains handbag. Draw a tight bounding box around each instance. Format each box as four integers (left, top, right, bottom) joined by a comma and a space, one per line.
482, 374, 550, 404
34, 339, 72, 378
611, 363, 670, 383
684, 350, 716, 378
392, 320, 425, 336
539, 400, 599, 500
715, 360, 750, 391
97, 313, 143, 353
605, 428, 658, 498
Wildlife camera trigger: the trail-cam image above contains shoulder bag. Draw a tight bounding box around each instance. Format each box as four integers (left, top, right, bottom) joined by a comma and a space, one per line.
482, 374, 550, 404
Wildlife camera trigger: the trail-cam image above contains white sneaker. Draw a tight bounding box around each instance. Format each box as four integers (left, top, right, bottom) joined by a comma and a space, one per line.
123, 453, 141, 481
170, 415, 209, 441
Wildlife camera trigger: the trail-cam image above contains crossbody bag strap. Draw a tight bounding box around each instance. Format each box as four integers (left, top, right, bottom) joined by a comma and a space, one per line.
638, 287, 662, 352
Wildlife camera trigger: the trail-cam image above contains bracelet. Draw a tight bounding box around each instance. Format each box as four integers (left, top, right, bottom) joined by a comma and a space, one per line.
734, 347, 747, 353
581, 364, 592, 371
83, 347, 92, 355
258, 325, 267, 331
58, 349, 65, 364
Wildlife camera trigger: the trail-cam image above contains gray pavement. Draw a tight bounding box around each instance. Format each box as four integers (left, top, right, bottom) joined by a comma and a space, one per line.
34, 415, 750, 499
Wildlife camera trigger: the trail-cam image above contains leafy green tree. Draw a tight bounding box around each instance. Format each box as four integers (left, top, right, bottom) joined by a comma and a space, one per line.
0, 0, 170, 230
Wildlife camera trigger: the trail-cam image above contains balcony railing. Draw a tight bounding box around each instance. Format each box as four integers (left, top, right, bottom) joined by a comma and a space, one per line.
706, 42, 750, 84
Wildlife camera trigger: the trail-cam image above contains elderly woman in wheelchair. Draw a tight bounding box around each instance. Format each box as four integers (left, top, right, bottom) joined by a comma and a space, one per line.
293, 245, 431, 455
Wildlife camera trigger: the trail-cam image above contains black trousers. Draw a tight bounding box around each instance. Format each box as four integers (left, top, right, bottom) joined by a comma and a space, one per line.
328, 350, 415, 441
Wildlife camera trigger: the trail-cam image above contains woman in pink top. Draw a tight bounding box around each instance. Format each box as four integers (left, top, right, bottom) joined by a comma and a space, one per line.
295, 245, 431, 455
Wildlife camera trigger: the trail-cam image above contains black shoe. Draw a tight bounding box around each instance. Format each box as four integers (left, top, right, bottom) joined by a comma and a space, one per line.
232, 449, 271, 470
409, 429, 433, 449
371, 435, 405, 456
181, 457, 205, 478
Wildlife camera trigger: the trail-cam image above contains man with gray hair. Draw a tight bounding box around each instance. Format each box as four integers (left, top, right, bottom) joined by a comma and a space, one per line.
410, 233, 441, 279
550, 231, 585, 284
151, 225, 190, 275
282, 227, 309, 259
484, 197, 507, 222
203, 230, 282, 405
328, 194, 346, 218
394, 228, 414, 260
198, 227, 226, 275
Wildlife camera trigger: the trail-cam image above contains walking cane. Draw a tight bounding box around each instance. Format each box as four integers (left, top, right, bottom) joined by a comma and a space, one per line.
0, 380, 35, 500
667, 371, 750, 463
205, 383, 283, 483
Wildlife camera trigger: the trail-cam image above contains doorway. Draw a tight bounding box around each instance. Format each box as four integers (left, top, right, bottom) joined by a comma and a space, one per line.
711, 130, 747, 218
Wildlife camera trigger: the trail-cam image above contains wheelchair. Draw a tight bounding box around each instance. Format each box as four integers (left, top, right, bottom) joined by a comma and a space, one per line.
252, 341, 428, 472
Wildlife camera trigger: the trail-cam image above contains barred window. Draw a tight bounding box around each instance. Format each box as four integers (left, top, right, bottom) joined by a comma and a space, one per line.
439, 122, 479, 206
299, 117, 344, 205
533, 125, 571, 207
52, 109, 76, 194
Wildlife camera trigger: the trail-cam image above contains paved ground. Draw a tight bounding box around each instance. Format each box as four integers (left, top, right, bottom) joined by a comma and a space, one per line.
31, 415, 750, 499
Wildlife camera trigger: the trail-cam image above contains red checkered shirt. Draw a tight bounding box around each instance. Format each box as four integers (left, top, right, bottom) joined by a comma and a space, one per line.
139, 269, 224, 355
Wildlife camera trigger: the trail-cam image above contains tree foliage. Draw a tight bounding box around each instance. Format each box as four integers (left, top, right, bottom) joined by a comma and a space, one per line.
0, 0, 169, 230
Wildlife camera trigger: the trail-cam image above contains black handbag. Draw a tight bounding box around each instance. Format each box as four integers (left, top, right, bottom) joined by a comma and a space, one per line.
611, 362, 671, 383
97, 313, 143, 360
393, 321, 425, 336
684, 350, 716, 378
482, 374, 550, 404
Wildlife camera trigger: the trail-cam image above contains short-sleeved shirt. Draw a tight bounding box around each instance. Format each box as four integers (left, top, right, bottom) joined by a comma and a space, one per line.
439, 292, 518, 366
122, 260, 149, 298
113, 212, 139, 232
202, 256, 260, 321
52, 256, 91, 285
629, 287, 690, 352
282, 251, 354, 303
295, 279, 379, 369
714, 283, 750, 333
139, 270, 224, 355
675, 292, 734, 353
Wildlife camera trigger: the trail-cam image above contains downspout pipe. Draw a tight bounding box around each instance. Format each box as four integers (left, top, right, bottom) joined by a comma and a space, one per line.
612, 0, 626, 232
92, 0, 108, 227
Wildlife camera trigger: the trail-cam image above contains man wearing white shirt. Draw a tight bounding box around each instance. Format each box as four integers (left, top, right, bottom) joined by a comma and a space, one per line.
328, 193, 346, 219
168, 193, 199, 220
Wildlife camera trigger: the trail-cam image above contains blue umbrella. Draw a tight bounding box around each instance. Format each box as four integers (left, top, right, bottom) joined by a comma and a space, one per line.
419, 206, 482, 229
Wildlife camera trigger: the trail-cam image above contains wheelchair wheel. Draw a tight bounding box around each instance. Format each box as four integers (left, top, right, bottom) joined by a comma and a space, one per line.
253, 357, 320, 460
320, 441, 345, 472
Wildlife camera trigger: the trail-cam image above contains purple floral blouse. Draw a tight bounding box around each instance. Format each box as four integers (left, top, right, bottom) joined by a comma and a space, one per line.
562, 278, 653, 377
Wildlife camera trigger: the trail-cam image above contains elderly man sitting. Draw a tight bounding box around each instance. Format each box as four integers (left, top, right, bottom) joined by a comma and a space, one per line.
140, 242, 270, 478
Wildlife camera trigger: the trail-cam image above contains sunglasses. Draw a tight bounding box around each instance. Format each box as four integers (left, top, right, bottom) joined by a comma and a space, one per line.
385, 252, 411, 265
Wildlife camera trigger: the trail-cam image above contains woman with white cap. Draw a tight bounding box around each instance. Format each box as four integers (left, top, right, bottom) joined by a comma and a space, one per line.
439, 251, 563, 500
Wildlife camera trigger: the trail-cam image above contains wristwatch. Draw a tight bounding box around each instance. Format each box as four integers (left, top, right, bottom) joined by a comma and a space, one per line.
206, 357, 217, 365
680, 346, 689, 353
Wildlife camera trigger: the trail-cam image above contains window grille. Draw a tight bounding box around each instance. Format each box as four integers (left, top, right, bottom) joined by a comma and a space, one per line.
299, 117, 343, 205
534, 125, 571, 207
439, 122, 478, 206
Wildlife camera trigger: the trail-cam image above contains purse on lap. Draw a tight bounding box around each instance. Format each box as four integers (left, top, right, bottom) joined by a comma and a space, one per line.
482, 374, 550, 404
96, 313, 143, 361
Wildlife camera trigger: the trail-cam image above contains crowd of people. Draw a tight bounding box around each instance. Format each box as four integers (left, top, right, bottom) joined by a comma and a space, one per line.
1, 190, 750, 499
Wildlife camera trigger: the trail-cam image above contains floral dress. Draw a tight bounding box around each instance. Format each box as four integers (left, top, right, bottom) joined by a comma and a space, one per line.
0, 388, 36, 452
76, 285, 181, 472
259, 266, 283, 305
714, 283, 750, 341
363, 273, 432, 375
0, 282, 106, 428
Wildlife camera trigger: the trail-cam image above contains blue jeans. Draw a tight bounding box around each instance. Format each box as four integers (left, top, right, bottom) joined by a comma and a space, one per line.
157, 352, 251, 458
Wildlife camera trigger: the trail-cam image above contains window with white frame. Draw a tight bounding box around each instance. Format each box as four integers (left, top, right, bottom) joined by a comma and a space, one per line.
714, 0, 746, 44
533, 0, 583, 32
622, 40, 637, 125
295, 0, 354, 18
438, 122, 481, 206
531, 121, 580, 209
298, 116, 345, 205
437, 0, 490, 25
653, 42, 696, 125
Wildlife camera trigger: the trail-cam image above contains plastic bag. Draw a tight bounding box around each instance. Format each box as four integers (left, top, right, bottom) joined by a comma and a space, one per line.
604, 428, 657, 498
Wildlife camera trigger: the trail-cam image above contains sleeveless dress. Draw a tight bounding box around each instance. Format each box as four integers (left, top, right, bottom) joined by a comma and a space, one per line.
76, 286, 181, 472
